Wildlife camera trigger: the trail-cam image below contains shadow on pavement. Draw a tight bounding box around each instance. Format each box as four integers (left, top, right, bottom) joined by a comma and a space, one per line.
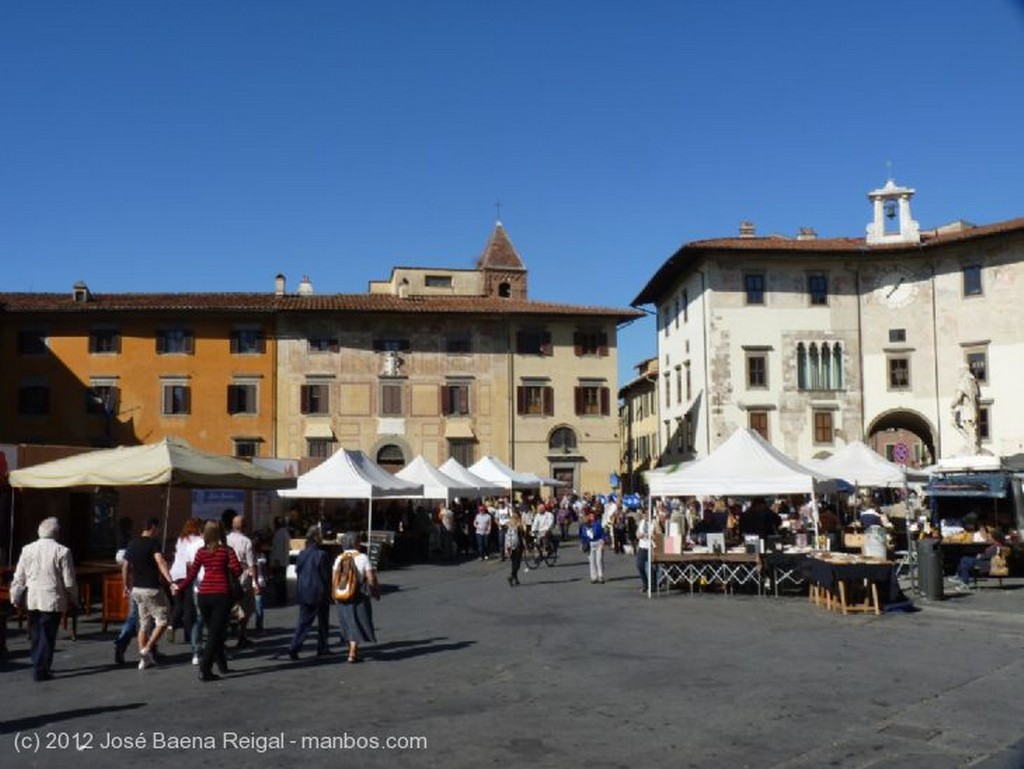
0, 703, 146, 735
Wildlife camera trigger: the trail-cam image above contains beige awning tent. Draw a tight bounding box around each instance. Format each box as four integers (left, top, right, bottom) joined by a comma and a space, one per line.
7, 436, 297, 557
9, 436, 297, 490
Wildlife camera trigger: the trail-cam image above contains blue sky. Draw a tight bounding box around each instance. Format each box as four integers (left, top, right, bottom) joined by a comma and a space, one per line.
3, 1, 1023, 386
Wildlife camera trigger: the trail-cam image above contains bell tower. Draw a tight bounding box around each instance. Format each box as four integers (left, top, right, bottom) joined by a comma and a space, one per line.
866, 178, 920, 245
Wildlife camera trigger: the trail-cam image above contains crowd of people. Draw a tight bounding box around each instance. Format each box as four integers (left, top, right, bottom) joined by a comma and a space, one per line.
7, 487, 1017, 683
6, 507, 381, 684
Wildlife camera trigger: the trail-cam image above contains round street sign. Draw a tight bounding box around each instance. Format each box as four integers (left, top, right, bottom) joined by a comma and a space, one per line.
892, 442, 909, 464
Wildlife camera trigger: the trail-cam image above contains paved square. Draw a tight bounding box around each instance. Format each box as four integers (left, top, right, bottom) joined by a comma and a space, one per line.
3, 546, 1024, 768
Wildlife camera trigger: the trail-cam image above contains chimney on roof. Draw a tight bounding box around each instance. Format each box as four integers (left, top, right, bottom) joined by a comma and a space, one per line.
797, 227, 817, 241
274, 273, 286, 296
739, 221, 756, 238
297, 276, 313, 296
397, 278, 409, 299
72, 281, 91, 303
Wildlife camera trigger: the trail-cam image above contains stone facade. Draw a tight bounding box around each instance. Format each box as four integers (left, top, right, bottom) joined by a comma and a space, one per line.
633, 181, 1024, 468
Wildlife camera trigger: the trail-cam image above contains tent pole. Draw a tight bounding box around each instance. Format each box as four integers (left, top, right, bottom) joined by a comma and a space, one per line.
367, 498, 374, 560
646, 496, 653, 598
7, 490, 15, 568
162, 484, 172, 553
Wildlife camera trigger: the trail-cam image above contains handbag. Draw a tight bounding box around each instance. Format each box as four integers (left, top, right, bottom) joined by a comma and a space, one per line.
988, 549, 1009, 578
226, 555, 245, 603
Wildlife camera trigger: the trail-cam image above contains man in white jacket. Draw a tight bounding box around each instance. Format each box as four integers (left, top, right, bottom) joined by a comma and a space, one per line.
10, 517, 77, 681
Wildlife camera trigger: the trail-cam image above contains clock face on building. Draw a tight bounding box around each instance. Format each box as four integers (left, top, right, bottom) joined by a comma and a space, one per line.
873, 267, 919, 308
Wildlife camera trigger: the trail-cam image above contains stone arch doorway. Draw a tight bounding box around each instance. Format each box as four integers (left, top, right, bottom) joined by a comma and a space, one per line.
866, 410, 936, 468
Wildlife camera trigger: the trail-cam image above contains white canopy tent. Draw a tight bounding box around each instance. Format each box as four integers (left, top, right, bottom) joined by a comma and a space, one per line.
642, 428, 838, 598
468, 456, 543, 492
8, 436, 297, 553
395, 455, 479, 503
803, 441, 929, 488
278, 448, 423, 542
437, 458, 506, 498
647, 428, 837, 498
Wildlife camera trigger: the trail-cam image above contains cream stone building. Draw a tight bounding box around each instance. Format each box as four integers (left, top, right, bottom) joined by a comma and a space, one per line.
618, 357, 660, 493
632, 180, 1024, 469
275, 223, 643, 493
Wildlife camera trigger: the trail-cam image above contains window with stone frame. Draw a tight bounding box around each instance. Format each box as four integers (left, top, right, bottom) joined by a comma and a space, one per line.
300, 383, 330, 415
441, 382, 471, 416
156, 328, 195, 355
746, 353, 768, 389
807, 273, 829, 305
89, 327, 121, 354
161, 382, 191, 415
227, 383, 258, 415
380, 382, 404, 417
516, 328, 552, 356
573, 329, 608, 357
517, 383, 554, 416
888, 357, 910, 390
575, 383, 610, 416
230, 328, 265, 354
744, 273, 766, 305
812, 410, 834, 444
965, 348, 988, 383
962, 264, 983, 297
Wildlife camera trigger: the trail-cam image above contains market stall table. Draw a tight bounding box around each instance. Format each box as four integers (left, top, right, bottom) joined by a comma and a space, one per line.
654, 550, 762, 595
800, 554, 894, 615
762, 550, 813, 596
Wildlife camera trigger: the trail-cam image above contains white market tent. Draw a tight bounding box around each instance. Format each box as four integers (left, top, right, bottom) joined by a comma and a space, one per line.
278, 448, 423, 540
395, 455, 478, 503
468, 455, 543, 491
647, 428, 837, 498
8, 436, 297, 553
437, 458, 506, 498
642, 428, 837, 598
803, 441, 929, 488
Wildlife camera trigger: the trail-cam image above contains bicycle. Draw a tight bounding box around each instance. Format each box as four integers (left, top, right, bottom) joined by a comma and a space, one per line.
524, 531, 559, 569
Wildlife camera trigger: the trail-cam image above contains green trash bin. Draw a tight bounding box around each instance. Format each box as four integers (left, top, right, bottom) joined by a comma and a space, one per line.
917, 538, 944, 600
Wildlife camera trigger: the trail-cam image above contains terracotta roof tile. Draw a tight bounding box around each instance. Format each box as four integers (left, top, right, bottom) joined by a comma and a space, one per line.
632, 216, 1024, 306
475, 223, 525, 271
0, 291, 643, 322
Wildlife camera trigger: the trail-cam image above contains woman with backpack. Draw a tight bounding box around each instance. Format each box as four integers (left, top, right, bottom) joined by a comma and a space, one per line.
332, 532, 380, 663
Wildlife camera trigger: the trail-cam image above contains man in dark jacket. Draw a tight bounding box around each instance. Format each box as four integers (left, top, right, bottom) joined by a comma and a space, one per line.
286, 529, 331, 659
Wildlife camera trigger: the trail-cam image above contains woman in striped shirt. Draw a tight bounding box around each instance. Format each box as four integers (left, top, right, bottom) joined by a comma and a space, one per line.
174, 521, 242, 682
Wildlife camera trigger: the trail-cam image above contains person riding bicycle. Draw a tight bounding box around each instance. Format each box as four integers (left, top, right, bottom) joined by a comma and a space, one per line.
531, 505, 556, 553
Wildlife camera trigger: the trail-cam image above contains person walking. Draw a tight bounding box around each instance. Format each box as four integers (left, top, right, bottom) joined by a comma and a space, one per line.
473, 505, 493, 560
579, 510, 606, 584
333, 532, 380, 663
270, 516, 291, 606
225, 512, 259, 648
9, 517, 77, 681
636, 512, 653, 594
122, 517, 174, 670
287, 528, 331, 660
505, 512, 526, 587
169, 517, 203, 657
173, 520, 242, 682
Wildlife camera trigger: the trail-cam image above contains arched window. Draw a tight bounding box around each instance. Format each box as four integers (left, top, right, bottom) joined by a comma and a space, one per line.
376, 444, 405, 473
821, 344, 832, 390
808, 343, 820, 390
832, 343, 844, 389
797, 343, 807, 390
498, 282, 511, 298
548, 427, 578, 453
